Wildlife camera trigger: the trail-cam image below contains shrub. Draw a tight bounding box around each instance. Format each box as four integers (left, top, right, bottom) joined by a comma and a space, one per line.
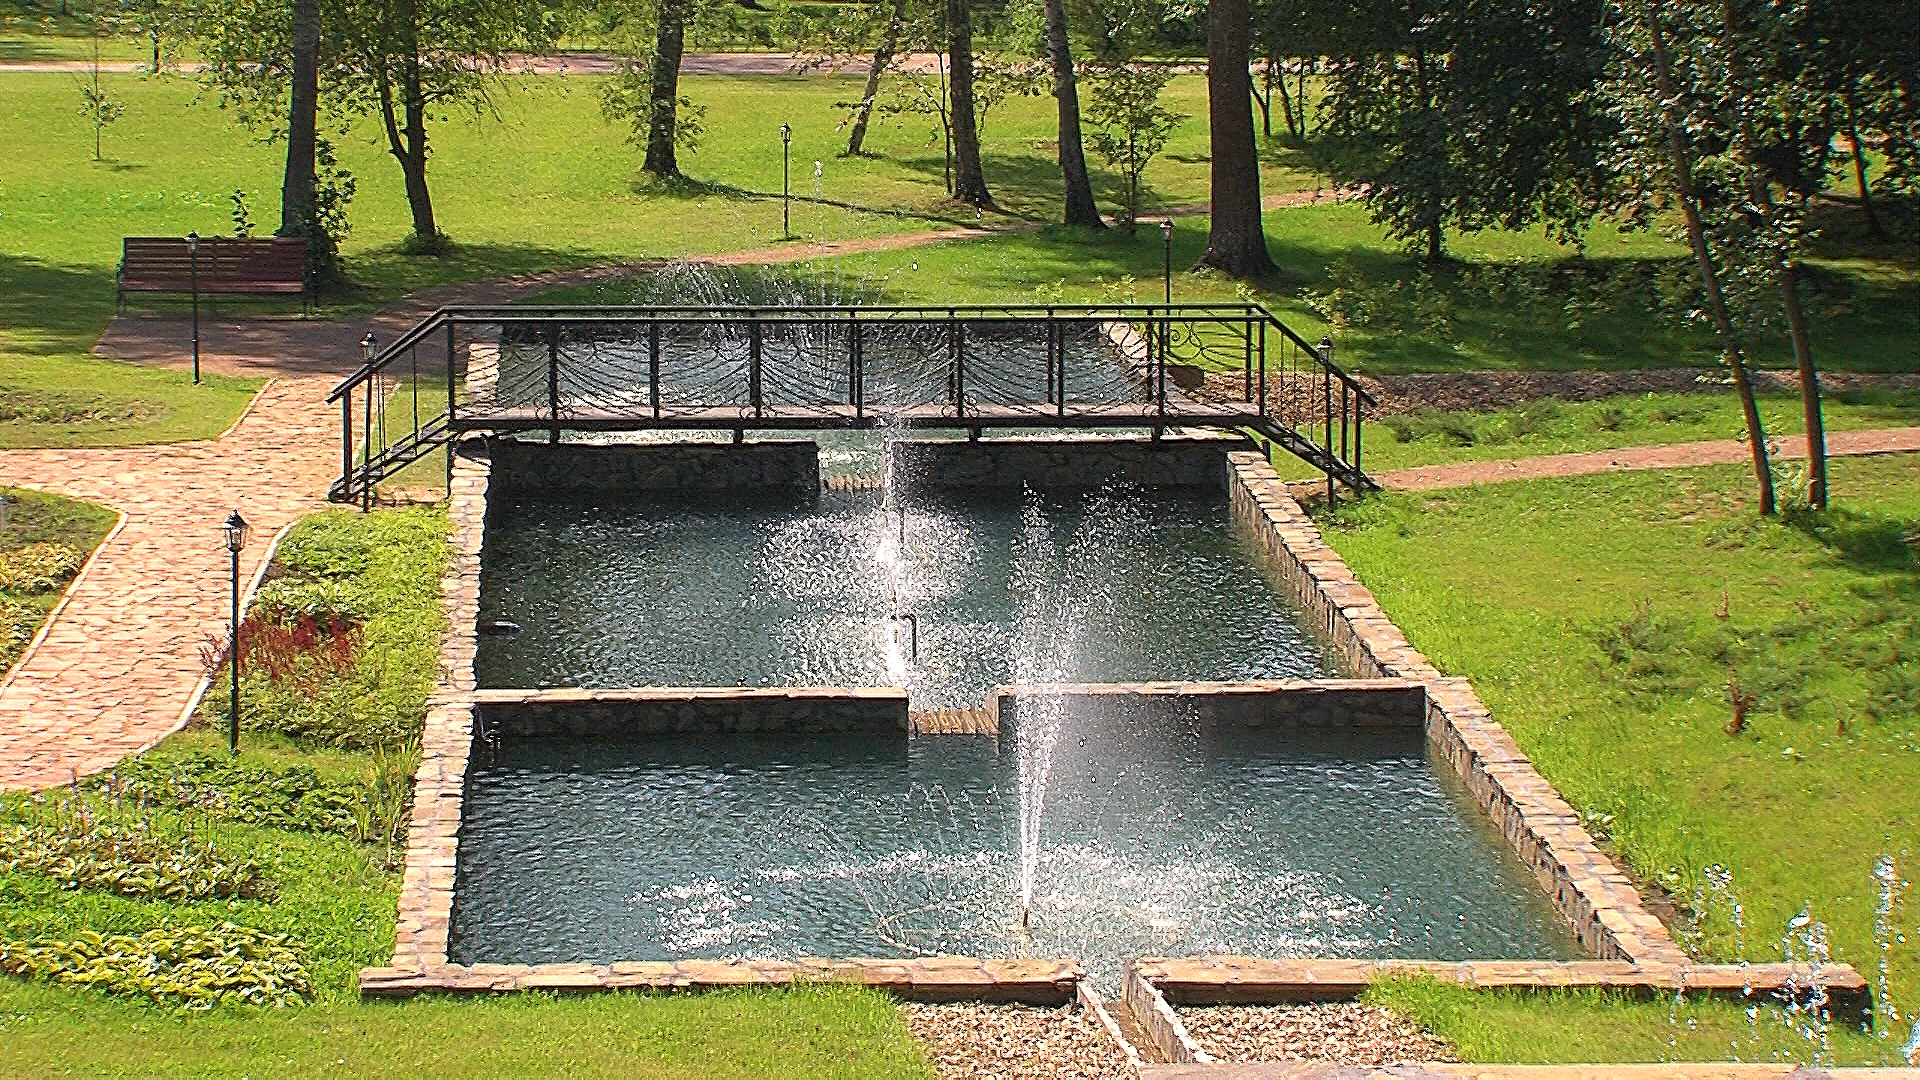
0, 924, 313, 1011
0, 599, 36, 658
0, 806, 273, 902
252, 579, 374, 626
96, 749, 414, 848
0, 542, 82, 594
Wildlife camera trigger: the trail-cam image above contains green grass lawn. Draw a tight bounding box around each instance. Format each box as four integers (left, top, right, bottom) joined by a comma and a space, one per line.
0, 485, 117, 672
0, 981, 931, 1078
1364, 978, 1906, 1066
0, 69, 1316, 448
1319, 453, 1920, 1056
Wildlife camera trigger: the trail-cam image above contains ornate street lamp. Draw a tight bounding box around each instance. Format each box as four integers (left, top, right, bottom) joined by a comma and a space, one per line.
780, 123, 793, 239
223, 509, 250, 754
187, 230, 201, 384
361, 333, 377, 365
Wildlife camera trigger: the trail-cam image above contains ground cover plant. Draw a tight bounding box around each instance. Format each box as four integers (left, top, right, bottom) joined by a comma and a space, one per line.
1320, 453, 1920, 1062
0, 486, 116, 672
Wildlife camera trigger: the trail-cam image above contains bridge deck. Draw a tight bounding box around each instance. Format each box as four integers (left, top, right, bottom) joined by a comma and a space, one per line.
455, 401, 1264, 432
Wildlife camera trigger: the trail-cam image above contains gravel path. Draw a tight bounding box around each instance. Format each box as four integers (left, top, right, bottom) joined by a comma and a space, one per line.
1179, 1004, 1456, 1066
902, 1003, 1133, 1080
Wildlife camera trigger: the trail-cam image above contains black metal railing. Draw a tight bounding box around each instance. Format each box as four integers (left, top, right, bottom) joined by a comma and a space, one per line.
326, 304, 1375, 505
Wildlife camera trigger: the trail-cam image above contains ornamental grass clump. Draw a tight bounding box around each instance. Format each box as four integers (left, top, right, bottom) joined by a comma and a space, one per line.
0, 802, 273, 902
0, 925, 313, 1010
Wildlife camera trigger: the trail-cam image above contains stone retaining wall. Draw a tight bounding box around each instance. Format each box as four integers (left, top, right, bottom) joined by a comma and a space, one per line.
387, 443, 489, 973
489, 438, 819, 499
891, 433, 1246, 492
991, 679, 1425, 732
474, 686, 909, 737
1225, 449, 1687, 967
361, 957, 1082, 1004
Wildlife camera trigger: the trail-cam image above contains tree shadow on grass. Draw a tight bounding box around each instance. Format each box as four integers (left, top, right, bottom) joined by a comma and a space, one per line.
623, 172, 979, 231
1785, 503, 1920, 575
0, 254, 119, 356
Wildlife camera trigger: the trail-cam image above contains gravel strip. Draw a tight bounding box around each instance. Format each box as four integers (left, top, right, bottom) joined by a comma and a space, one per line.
1180, 1003, 1457, 1065
901, 1002, 1132, 1080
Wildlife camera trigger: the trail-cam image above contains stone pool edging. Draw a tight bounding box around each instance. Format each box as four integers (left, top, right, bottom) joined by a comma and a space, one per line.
490, 437, 820, 499
473, 686, 910, 737
1219, 450, 1871, 1017
891, 432, 1248, 491
991, 679, 1427, 732
366, 441, 1089, 1004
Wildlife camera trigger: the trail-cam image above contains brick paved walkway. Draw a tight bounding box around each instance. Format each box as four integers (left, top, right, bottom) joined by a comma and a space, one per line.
0, 378, 340, 790
1374, 425, 1920, 491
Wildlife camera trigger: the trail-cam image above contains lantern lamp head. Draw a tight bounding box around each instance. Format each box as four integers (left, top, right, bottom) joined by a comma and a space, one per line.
223, 509, 250, 554
187, 230, 200, 253
781, 123, 792, 145
360, 333, 377, 362
1160, 219, 1174, 241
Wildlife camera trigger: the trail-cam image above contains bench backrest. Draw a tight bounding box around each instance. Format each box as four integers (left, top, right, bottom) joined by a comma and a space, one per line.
121, 236, 309, 291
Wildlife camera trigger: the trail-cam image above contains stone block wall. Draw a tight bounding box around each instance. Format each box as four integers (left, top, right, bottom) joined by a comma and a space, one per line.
890, 433, 1246, 492
488, 438, 819, 499
474, 686, 909, 738
991, 679, 1426, 732
1224, 450, 1689, 968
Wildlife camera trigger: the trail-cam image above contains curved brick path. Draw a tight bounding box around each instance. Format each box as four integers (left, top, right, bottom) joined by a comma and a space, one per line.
0, 378, 339, 790
1373, 425, 1920, 491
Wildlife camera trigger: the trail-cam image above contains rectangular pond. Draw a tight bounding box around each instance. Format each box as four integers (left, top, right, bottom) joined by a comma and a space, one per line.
477, 485, 1331, 707
448, 713, 1582, 987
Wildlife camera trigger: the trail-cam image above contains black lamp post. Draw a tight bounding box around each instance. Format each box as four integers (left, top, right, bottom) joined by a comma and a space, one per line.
1319, 334, 1334, 364
187, 230, 201, 384
1160, 219, 1175, 305
223, 509, 250, 755
361, 333, 376, 366
780, 123, 793, 238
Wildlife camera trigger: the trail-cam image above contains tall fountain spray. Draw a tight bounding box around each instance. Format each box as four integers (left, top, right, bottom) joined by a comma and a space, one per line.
1008, 496, 1076, 930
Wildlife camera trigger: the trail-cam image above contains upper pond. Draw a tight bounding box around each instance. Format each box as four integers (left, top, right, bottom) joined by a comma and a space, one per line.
478, 484, 1330, 706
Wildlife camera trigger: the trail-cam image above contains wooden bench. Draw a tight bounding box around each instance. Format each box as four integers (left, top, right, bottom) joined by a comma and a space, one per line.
118, 236, 311, 311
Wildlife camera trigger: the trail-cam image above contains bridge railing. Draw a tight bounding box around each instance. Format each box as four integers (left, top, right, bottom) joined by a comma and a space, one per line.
326, 304, 1374, 504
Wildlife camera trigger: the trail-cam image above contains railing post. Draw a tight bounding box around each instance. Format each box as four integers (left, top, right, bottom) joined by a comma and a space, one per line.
340, 395, 353, 503
649, 320, 662, 420
1257, 320, 1267, 421
445, 320, 456, 429
1324, 362, 1335, 508
750, 317, 764, 418
1243, 316, 1254, 405
1044, 311, 1056, 407
362, 376, 374, 512
1354, 394, 1364, 477
1156, 309, 1168, 423
546, 327, 561, 445
410, 344, 420, 441
850, 315, 864, 418
1056, 317, 1067, 417
951, 314, 965, 418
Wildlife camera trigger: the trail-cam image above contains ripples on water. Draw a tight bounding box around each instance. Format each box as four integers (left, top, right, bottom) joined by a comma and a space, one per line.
477, 485, 1330, 704
450, 721, 1582, 986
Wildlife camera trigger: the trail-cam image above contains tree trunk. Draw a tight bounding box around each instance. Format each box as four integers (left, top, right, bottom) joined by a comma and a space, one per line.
947, 0, 991, 206
1253, 57, 1272, 138
1845, 96, 1885, 240
644, 0, 688, 178
279, 0, 321, 237
1639, 1, 1773, 515
376, 54, 438, 242
1273, 59, 1302, 141
1782, 266, 1827, 508
1198, 0, 1276, 277
846, 0, 905, 157
1043, 0, 1101, 226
